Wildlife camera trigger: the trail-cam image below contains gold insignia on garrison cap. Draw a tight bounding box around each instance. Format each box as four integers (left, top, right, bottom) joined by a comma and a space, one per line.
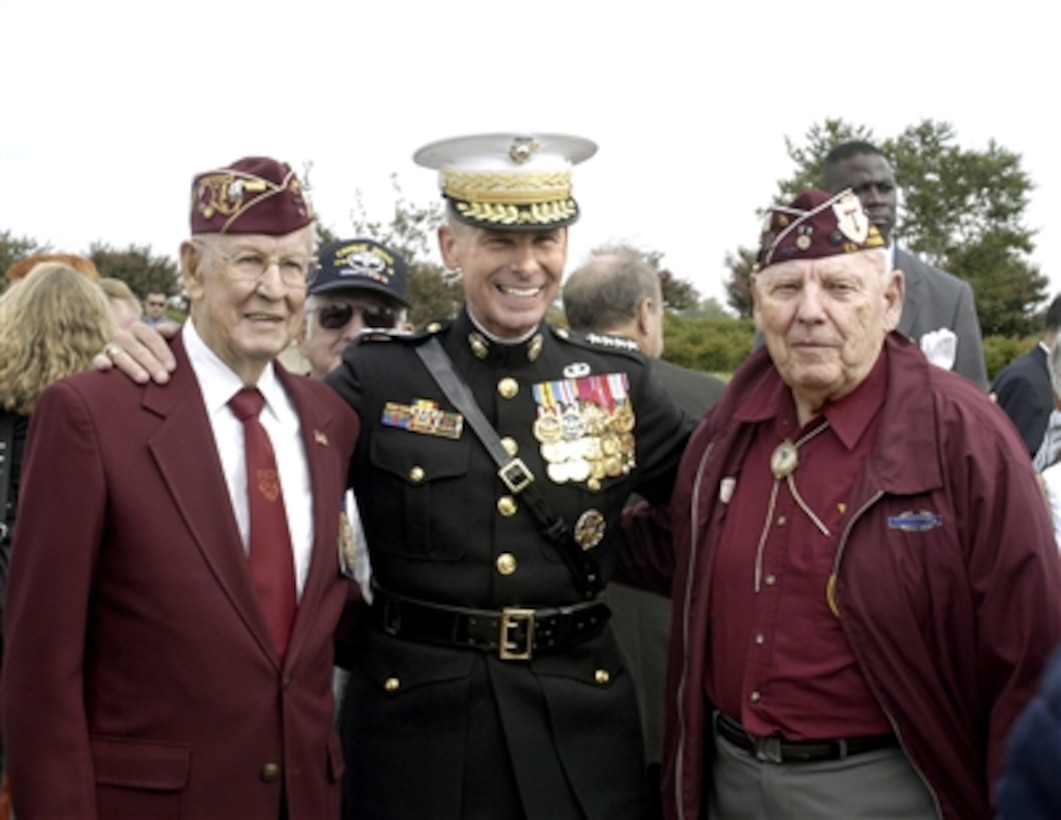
756, 188, 885, 269
190, 156, 313, 236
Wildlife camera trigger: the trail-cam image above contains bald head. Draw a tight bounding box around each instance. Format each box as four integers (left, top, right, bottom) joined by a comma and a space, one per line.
562, 248, 665, 357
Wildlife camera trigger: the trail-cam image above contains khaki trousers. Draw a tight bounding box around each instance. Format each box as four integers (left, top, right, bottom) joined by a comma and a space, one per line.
708, 714, 937, 819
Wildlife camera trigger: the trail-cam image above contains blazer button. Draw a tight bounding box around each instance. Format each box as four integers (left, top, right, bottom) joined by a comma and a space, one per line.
384, 677, 400, 693
408, 466, 425, 484
497, 496, 518, 517
260, 763, 281, 782
499, 436, 519, 456
594, 669, 610, 685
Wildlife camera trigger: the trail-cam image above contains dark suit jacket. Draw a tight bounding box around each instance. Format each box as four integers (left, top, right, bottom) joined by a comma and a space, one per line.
996, 646, 1061, 819
1, 332, 359, 820
608, 360, 725, 767
650, 359, 726, 422
895, 247, 987, 389
991, 343, 1053, 457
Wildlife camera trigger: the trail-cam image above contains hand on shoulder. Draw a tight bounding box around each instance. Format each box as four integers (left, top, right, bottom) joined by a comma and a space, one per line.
93, 320, 179, 384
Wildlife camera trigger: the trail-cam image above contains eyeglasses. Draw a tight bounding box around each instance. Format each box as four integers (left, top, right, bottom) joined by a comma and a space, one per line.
196, 241, 314, 288
311, 303, 399, 330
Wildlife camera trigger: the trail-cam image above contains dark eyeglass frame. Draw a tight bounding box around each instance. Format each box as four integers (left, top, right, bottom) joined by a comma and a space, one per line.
311, 302, 399, 330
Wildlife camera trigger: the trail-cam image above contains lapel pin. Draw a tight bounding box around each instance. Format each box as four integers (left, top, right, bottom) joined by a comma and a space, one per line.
314, 430, 328, 446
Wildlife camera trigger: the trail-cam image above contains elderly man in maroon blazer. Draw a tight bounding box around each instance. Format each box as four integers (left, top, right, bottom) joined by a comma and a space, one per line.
1, 157, 360, 819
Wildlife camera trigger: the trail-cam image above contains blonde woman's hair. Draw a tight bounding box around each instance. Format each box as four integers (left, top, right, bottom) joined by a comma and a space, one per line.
99, 276, 143, 318
0, 262, 117, 414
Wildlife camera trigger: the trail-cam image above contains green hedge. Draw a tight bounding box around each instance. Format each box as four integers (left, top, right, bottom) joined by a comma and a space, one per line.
983, 334, 1037, 384
662, 315, 756, 374
661, 314, 1036, 384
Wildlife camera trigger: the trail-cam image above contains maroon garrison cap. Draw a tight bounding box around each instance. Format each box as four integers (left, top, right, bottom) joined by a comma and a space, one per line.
756, 188, 886, 269
190, 156, 314, 235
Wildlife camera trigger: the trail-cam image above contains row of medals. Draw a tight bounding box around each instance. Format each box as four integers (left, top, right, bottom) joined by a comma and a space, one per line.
532, 400, 636, 489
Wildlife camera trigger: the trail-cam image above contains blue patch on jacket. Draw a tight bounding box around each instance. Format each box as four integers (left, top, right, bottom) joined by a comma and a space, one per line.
887, 510, 943, 531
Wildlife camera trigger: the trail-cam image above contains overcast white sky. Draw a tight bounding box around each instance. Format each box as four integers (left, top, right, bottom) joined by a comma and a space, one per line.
1, 0, 1057, 310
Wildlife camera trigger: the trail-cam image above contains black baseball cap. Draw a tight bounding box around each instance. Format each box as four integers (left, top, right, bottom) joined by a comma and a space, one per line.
310, 238, 410, 307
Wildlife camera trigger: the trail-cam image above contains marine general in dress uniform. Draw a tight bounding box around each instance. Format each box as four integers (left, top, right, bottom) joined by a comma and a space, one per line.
330, 134, 693, 819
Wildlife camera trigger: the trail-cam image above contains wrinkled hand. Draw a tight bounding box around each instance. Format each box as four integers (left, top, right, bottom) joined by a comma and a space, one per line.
93, 320, 178, 384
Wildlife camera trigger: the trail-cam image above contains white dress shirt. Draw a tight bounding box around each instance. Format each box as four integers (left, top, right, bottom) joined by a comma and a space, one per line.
184, 319, 314, 597
1040, 462, 1061, 552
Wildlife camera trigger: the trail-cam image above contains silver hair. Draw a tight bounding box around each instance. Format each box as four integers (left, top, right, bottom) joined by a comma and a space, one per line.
563, 245, 661, 333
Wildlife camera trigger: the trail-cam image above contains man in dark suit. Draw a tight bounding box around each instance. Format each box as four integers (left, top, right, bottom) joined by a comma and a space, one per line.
822, 140, 988, 388
1, 157, 360, 819
991, 295, 1061, 458
562, 245, 725, 818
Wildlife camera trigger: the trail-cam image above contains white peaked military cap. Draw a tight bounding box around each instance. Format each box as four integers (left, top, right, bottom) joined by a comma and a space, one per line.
413, 132, 598, 231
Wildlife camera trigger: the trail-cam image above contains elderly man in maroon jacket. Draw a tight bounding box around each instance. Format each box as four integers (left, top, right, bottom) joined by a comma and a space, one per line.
1, 157, 360, 819
624, 188, 1061, 819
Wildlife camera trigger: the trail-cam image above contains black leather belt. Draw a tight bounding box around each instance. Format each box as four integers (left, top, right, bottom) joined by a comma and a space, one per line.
715, 712, 897, 764
372, 587, 611, 660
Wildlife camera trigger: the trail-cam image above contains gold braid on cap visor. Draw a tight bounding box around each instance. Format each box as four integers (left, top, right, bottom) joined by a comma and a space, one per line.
452, 199, 577, 226
442, 168, 577, 226
442, 169, 572, 203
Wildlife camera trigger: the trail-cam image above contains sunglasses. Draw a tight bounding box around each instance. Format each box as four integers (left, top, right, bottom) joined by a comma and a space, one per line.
314, 303, 399, 330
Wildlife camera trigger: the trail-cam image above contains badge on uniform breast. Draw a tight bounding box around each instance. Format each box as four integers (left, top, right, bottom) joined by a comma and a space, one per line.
532, 374, 637, 491
574, 509, 606, 550
382, 399, 463, 440
338, 511, 358, 580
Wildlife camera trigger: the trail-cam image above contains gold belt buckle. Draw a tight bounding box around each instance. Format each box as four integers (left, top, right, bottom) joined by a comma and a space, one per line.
499, 607, 536, 660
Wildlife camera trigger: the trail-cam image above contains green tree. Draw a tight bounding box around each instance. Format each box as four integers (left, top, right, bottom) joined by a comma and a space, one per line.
0, 230, 49, 293
887, 122, 1047, 335
777, 119, 876, 200
755, 117, 1047, 337
659, 269, 700, 312
88, 242, 183, 310
315, 219, 339, 247
347, 175, 462, 327
695, 296, 732, 319
723, 246, 757, 319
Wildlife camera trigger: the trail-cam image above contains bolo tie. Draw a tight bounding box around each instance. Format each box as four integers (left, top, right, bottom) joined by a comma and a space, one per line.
752, 419, 832, 593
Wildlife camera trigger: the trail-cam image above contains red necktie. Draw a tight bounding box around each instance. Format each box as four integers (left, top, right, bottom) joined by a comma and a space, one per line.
229, 387, 297, 660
